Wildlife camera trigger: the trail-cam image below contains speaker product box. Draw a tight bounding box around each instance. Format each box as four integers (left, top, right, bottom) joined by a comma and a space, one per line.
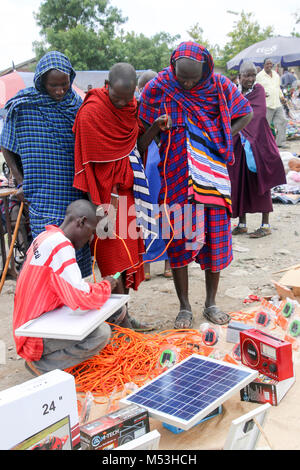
240, 373, 295, 406
80, 404, 150, 450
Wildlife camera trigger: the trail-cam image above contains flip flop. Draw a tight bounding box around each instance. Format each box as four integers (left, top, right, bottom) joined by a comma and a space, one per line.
174, 309, 193, 329
164, 269, 173, 278
25, 361, 43, 377
203, 305, 231, 325
128, 315, 158, 332
232, 226, 248, 235
249, 227, 271, 238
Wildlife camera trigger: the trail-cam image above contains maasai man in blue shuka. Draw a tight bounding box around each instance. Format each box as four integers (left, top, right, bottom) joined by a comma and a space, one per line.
139, 42, 253, 328
0, 51, 92, 277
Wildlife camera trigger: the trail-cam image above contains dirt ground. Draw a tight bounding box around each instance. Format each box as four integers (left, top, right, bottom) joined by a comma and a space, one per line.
0, 140, 299, 393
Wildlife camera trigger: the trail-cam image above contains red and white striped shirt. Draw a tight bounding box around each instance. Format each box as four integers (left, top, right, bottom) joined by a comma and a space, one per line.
13, 225, 111, 362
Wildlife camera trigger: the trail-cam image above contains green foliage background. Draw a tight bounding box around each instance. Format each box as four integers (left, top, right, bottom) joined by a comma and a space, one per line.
32, 1, 299, 73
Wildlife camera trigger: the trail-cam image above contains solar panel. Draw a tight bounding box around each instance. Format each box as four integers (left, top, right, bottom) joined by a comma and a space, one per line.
121, 354, 258, 431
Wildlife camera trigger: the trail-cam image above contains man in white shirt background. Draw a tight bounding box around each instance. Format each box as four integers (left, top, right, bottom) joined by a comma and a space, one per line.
256, 58, 288, 148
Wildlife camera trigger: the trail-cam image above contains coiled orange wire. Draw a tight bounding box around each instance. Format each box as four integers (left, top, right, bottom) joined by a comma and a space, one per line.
66, 326, 214, 399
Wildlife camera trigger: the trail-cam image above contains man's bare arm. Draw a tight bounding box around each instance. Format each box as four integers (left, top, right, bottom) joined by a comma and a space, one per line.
137, 115, 172, 155
1, 147, 23, 185
231, 112, 253, 137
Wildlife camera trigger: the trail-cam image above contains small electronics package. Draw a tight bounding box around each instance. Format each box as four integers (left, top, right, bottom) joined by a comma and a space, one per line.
226, 321, 254, 344
80, 404, 150, 450
240, 372, 295, 406
0, 370, 80, 450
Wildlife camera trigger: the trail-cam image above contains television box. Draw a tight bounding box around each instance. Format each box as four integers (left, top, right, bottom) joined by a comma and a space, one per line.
0, 370, 80, 450
80, 404, 150, 450
240, 372, 295, 406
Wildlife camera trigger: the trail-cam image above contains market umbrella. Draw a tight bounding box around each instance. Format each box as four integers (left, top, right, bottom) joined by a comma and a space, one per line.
0, 70, 85, 108
227, 36, 300, 71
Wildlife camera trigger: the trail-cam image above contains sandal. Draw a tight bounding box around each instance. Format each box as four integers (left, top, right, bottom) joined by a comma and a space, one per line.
164, 269, 173, 278
127, 315, 158, 332
174, 309, 193, 329
249, 227, 271, 238
25, 361, 43, 377
232, 226, 247, 235
203, 305, 231, 325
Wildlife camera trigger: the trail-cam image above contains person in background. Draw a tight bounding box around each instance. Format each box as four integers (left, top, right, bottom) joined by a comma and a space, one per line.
137, 70, 172, 281
73, 62, 171, 331
228, 62, 286, 239
281, 68, 297, 89
229, 73, 239, 87
290, 68, 298, 80
13, 200, 120, 376
139, 42, 253, 328
256, 58, 288, 149
0, 51, 92, 278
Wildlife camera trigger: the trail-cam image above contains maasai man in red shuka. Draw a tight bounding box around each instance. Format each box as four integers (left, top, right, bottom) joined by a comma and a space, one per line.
73, 63, 170, 331
139, 42, 253, 328
228, 62, 286, 238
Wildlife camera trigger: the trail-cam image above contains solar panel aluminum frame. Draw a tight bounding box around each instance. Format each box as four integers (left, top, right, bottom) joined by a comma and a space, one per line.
120, 354, 258, 431
223, 403, 271, 450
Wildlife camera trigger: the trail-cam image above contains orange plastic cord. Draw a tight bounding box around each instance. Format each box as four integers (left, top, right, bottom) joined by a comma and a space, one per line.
65, 326, 214, 398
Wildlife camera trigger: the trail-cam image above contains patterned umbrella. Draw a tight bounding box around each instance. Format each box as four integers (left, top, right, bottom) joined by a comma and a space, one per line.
227, 36, 300, 71
0, 70, 85, 108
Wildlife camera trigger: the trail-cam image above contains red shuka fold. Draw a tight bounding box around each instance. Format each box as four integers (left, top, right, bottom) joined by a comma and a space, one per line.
73, 87, 139, 170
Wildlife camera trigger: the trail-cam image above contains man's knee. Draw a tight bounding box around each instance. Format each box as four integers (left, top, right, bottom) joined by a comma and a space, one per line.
90, 323, 111, 347
80, 323, 111, 353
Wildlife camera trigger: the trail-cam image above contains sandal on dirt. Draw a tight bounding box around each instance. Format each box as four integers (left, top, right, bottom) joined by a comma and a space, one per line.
232, 226, 247, 235
127, 315, 158, 332
174, 309, 193, 329
25, 361, 43, 377
249, 227, 271, 238
203, 305, 231, 325
164, 269, 173, 279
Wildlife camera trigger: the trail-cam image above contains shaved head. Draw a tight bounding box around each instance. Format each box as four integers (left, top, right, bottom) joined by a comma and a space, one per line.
61, 199, 97, 249
108, 62, 137, 89
175, 58, 204, 90
65, 199, 97, 224
107, 63, 137, 108
138, 70, 157, 90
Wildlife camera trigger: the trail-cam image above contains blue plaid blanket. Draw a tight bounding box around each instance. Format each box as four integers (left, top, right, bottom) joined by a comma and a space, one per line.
129, 147, 158, 252
0, 51, 83, 223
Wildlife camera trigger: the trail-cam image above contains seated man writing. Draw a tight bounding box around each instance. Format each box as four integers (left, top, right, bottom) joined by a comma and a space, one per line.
13, 199, 120, 376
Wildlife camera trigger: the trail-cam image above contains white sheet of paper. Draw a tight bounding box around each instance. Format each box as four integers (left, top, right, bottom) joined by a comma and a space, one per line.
15, 294, 130, 341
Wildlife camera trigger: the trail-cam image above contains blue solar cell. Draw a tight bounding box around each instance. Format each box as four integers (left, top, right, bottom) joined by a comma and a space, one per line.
124, 355, 254, 427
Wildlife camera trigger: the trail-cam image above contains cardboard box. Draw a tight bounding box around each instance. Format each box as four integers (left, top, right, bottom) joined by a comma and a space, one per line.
80, 404, 150, 450
240, 372, 295, 406
273, 264, 300, 300
226, 321, 253, 344
0, 370, 80, 450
